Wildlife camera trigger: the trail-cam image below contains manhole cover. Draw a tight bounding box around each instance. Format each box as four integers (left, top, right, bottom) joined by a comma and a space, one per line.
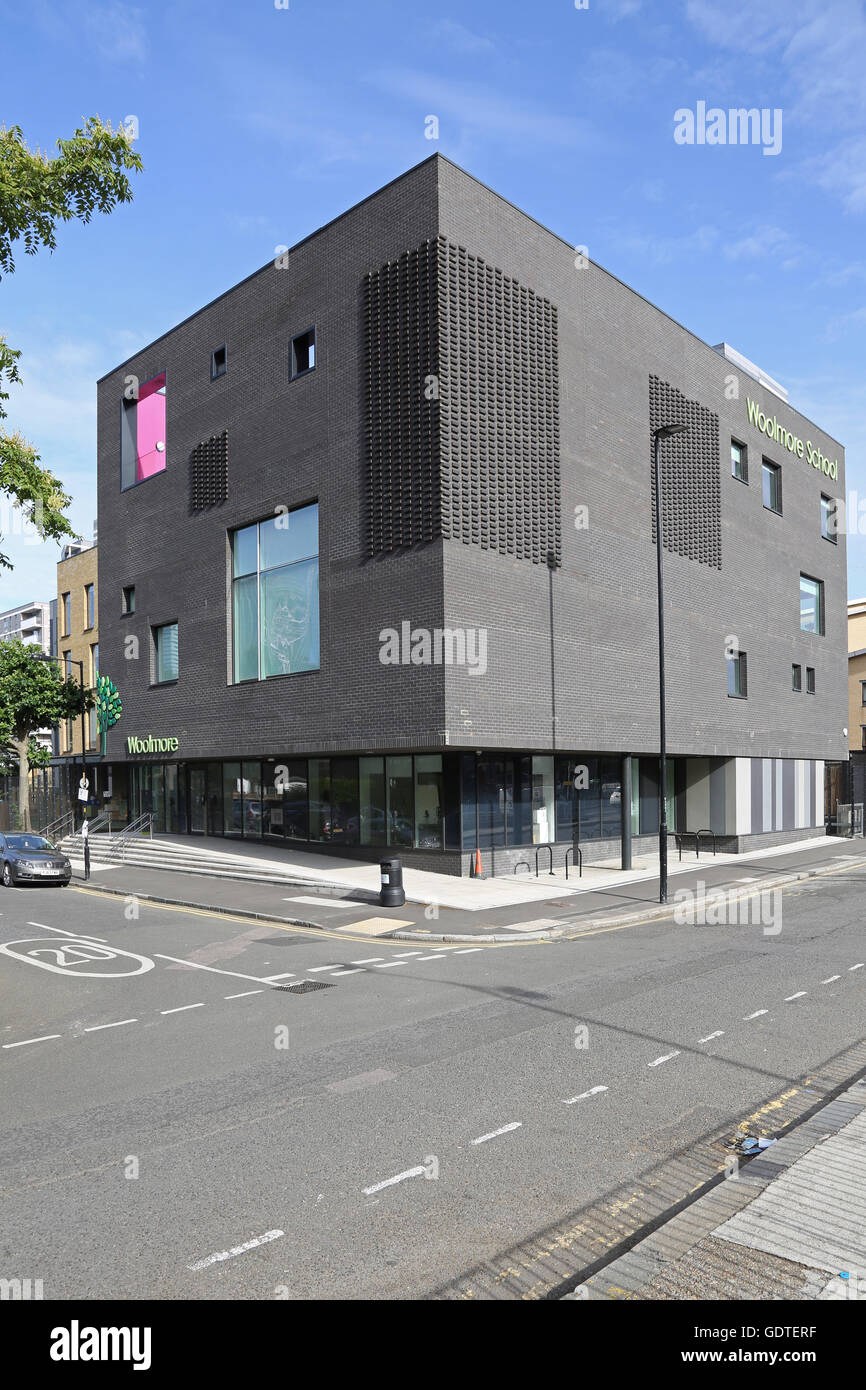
272, 980, 334, 993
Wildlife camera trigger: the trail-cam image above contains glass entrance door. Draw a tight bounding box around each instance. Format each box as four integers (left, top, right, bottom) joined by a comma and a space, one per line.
189, 768, 206, 834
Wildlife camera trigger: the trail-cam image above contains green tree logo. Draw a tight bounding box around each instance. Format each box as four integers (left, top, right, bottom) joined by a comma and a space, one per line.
95, 674, 122, 754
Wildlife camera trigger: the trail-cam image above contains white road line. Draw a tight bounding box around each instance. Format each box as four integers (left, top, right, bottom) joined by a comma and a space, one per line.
785, 991, 807, 1001
744, 1010, 769, 1020
413, 955, 447, 962
562, 1086, 608, 1105
330, 968, 364, 976
849, 963, 865, 972
307, 965, 340, 973
350, 958, 384, 965
2, 1033, 62, 1049
285, 896, 357, 908
822, 975, 842, 984
453, 947, 484, 954
155, 953, 269, 984
188, 1228, 284, 1272
363, 1165, 426, 1195
699, 1031, 725, 1043
374, 961, 404, 968
647, 1051, 680, 1068
392, 951, 423, 957
225, 990, 263, 999
27, 922, 106, 942
472, 1121, 523, 1145
263, 973, 295, 981
83, 1019, 138, 1033
160, 1003, 205, 1015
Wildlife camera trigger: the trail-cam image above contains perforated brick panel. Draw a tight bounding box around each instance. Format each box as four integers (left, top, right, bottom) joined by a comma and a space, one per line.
649, 376, 721, 569
364, 241, 440, 554
364, 237, 561, 564
190, 430, 228, 509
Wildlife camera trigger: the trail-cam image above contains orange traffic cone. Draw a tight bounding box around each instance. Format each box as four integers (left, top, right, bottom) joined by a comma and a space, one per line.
473, 847, 484, 879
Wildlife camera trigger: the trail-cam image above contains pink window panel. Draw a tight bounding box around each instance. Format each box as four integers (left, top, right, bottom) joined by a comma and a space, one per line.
136, 373, 166, 481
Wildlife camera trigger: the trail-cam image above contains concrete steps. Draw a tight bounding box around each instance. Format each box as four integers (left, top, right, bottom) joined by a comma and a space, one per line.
61, 833, 352, 891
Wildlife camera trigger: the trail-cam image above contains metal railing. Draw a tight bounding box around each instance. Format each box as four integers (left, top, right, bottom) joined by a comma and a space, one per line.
696, 828, 718, 856
84, 811, 113, 836
103, 812, 154, 862
40, 809, 76, 844
673, 830, 699, 860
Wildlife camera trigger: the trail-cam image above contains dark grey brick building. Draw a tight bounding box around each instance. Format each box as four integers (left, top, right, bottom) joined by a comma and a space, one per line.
95, 155, 847, 874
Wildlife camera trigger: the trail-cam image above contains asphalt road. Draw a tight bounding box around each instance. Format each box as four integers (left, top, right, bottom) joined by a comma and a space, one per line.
2, 854, 866, 1300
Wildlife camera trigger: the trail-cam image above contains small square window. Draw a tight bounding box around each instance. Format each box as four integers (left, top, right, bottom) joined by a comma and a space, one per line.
211, 345, 227, 380
861, 680, 866, 707
792, 663, 802, 692
762, 459, 782, 514
122, 585, 136, 615
727, 650, 748, 698
862, 726, 866, 751
731, 439, 748, 483
290, 327, 316, 379
806, 666, 815, 694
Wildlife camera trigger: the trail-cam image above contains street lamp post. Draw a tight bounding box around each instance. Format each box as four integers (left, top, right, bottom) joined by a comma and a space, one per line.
652, 422, 689, 904
35, 652, 88, 825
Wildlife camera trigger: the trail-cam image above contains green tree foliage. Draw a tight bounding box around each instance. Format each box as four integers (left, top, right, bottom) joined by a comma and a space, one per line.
0, 639, 93, 828
0, 118, 143, 568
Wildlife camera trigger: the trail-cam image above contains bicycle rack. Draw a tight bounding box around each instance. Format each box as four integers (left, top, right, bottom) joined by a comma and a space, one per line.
673, 830, 699, 860
696, 828, 717, 856
535, 843, 555, 877
565, 845, 582, 880
514, 861, 531, 876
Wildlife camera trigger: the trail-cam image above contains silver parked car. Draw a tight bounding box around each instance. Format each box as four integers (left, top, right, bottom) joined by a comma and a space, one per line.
0, 833, 72, 887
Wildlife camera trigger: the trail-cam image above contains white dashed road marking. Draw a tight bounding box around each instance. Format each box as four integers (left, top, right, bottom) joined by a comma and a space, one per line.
744, 1010, 768, 1020
647, 1051, 680, 1068
188, 1228, 284, 1272
472, 1122, 522, 1145
330, 968, 364, 976
225, 990, 263, 999
83, 1019, 138, 1033
160, 1003, 205, 1015
822, 976, 841, 984
363, 1166, 427, 1195
562, 1086, 608, 1105
155, 953, 268, 985
2, 1033, 62, 1049
849, 963, 864, 972
699, 1031, 725, 1043
350, 958, 384, 965
785, 991, 807, 1001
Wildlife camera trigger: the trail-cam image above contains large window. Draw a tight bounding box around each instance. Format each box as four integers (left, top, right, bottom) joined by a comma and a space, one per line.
231, 503, 319, 681
121, 371, 166, 489
61, 593, 71, 635
154, 622, 178, 683
90, 642, 99, 685
792, 663, 802, 692
414, 755, 443, 849
731, 439, 748, 483
386, 756, 414, 847
800, 574, 824, 634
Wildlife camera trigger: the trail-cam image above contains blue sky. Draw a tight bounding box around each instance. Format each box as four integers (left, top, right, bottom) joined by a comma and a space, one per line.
2, 0, 866, 605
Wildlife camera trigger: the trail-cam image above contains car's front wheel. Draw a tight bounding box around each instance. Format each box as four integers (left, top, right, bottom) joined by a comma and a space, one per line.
2, 862, 13, 887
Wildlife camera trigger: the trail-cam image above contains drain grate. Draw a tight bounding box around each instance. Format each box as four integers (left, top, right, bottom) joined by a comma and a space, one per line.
272, 980, 334, 993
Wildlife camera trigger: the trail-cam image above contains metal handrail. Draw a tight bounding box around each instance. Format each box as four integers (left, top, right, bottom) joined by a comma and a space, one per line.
565, 845, 582, 880
535, 843, 555, 877
513, 861, 531, 876
104, 812, 154, 861
84, 811, 113, 836
40, 809, 75, 843
696, 828, 717, 856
